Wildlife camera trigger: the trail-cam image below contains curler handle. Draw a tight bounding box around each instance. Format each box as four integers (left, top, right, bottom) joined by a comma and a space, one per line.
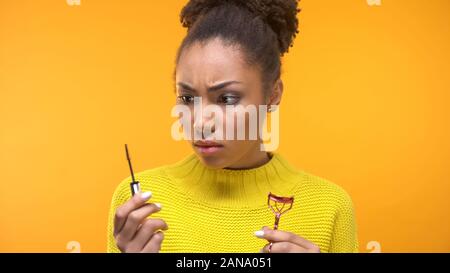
273, 213, 281, 230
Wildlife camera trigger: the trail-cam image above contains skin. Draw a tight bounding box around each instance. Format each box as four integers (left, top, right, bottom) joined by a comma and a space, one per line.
113, 37, 320, 253
114, 192, 167, 253
175, 38, 278, 169
257, 226, 321, 253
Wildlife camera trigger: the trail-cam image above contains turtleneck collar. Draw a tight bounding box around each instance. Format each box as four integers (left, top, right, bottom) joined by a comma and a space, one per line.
165, 152, 302, 208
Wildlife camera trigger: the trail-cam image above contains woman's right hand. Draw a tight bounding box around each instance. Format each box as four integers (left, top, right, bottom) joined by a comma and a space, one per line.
113, 191, 168, 253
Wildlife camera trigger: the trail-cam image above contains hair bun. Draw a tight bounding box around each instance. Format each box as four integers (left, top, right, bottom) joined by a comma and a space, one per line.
180, 0, 301, 55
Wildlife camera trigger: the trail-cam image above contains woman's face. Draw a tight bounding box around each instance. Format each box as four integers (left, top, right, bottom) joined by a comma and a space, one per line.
175, 38, 280, 169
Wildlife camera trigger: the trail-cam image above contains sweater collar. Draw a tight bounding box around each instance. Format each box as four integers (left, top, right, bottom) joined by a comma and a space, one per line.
166, 152, 302, 208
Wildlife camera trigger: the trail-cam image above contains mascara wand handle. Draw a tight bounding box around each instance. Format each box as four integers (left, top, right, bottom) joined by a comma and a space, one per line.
130, 181, 140, 196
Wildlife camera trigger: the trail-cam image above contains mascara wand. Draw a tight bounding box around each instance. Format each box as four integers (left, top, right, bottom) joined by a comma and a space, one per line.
125, 144, 140, 196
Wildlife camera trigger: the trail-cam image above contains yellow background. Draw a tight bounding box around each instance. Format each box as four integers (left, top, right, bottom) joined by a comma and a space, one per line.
1, 0, 449, 252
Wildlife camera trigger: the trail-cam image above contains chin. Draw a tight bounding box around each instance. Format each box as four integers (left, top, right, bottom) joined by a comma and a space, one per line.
194, 151, 229, 169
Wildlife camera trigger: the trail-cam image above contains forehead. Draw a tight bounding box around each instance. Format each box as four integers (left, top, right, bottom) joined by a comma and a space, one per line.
176, 38, 260, 85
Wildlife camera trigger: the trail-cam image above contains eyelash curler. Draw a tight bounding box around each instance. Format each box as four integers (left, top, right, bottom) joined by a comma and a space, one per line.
267, 192, 294, 252
267, 192, 294, 230
125, 144, 140, 196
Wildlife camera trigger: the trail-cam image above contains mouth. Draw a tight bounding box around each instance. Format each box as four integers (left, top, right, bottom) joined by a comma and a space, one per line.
193, 140, 224, 155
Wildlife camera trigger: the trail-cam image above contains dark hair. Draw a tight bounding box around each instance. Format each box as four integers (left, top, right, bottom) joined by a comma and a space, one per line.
175, 0, 300, 95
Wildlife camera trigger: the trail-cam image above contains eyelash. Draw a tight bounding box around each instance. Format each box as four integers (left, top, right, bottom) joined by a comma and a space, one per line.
219, 94, 241, 105
177, 95, 194, 104
176, 94, 241, 105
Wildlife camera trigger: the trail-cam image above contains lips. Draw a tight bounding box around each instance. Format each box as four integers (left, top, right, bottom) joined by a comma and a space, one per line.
194, 140, 223, 147
193, 140, 224, 155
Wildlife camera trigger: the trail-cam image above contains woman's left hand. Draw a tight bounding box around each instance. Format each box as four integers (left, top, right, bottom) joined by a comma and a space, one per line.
255, 226, 321, 253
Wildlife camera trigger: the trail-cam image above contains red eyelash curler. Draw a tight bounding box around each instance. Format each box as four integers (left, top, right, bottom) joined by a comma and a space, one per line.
267, 192, 295, 230
266, 192, 294, 252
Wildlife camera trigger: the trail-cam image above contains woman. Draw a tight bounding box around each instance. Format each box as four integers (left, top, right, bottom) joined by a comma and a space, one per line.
107, 0, 358, 253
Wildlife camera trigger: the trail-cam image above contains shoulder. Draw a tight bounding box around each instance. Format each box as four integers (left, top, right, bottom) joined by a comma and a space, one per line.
297, 170, 355, 212
296, 172, 358, 252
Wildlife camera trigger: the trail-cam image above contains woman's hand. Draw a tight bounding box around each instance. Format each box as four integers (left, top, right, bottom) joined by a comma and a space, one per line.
255, 226, 320, 253
114, 191, 168, 253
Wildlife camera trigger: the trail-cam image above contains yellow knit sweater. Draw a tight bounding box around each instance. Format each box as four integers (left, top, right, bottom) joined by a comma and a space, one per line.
107, 153, 358, 253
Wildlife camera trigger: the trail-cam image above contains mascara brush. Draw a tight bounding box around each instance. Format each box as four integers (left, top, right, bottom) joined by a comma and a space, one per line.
125, 144, 140, 196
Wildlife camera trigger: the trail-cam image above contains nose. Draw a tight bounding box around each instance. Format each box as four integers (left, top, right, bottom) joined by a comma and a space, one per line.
193, 99, 216, 139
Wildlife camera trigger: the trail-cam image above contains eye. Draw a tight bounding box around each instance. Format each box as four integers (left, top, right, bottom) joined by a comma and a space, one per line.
218, 94, 240, 105
177, 95, 194, 104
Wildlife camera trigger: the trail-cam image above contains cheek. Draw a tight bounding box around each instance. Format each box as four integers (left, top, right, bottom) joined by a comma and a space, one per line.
222, 110, 258, 143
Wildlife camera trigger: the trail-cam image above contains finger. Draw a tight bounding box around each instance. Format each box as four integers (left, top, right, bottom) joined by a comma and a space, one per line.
114, 191, 153, 236
116, 203, 162, 242
255, 226, 317, 249
128, 218, 168, 251
141, 231, 165, 253
261, 242, 307, 253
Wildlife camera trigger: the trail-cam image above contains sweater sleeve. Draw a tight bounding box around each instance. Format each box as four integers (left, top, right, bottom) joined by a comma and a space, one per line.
106, 178, 131, 253
328, 189, 359, 253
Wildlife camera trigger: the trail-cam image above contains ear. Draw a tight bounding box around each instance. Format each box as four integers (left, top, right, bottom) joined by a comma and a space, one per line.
267, 79, 284, 107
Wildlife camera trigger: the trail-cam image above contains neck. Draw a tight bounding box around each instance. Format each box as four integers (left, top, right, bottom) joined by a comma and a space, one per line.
226, 149, 271, 170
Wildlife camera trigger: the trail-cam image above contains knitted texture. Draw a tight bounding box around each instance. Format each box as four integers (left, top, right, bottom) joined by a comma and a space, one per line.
107, 153, 358, 253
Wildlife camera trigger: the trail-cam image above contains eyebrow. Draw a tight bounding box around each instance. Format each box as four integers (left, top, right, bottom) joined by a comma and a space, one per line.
176, 81, 242, 93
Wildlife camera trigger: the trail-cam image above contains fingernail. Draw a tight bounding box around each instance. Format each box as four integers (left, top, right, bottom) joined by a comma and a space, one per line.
254, 230, 265, 238
140, 191, 152, 200
155, 203, 162, 209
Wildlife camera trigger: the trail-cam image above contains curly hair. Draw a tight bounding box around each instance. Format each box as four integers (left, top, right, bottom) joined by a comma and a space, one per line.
175, 0, 301, 94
